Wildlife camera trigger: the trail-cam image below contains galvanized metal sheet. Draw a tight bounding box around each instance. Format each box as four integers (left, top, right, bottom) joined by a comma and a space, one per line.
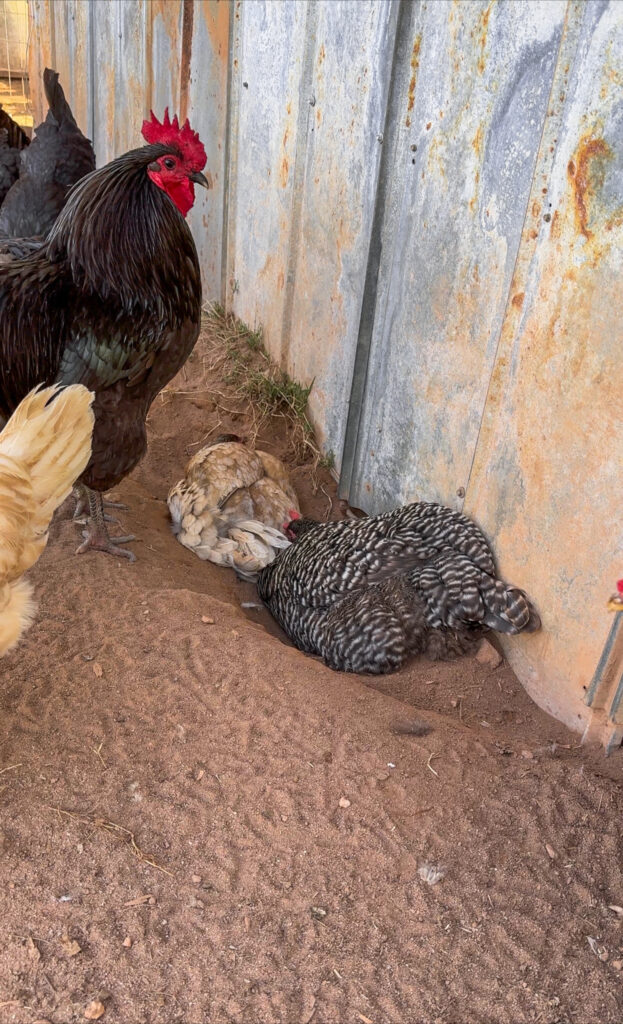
282, 0, 398, 458
466, 0, 623, 731
226, 0, 308, 352
186, 0, 230, 300
347, 0, 567, 513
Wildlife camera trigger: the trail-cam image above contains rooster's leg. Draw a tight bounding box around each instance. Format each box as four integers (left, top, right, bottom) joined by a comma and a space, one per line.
73, 483, 128, 522
75, 486, 136, 562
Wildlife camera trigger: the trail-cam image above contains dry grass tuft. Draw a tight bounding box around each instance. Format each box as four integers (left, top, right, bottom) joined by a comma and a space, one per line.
200, 303, 331, 469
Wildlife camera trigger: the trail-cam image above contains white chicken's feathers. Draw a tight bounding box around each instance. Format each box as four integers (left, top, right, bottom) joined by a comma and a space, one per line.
168, 440, 299, 574
0, 383, 94, 655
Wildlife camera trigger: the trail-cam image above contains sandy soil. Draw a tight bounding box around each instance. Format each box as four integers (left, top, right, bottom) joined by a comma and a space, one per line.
1, 323, 622, 1024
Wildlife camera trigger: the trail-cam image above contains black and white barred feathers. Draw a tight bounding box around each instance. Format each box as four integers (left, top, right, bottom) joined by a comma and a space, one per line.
257, 502, 541, 675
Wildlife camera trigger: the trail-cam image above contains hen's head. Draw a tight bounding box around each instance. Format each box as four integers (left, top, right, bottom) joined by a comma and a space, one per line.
142, 108, 209, 217
283, 511, 323, 542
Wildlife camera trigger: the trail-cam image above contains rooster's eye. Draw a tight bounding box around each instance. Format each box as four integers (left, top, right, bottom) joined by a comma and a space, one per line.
163, 157, 175, 170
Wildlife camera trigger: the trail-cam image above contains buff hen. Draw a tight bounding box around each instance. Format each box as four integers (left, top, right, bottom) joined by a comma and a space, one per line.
0, 384, 94, 655
258, 503, 541, 675
168, 436, 300, 576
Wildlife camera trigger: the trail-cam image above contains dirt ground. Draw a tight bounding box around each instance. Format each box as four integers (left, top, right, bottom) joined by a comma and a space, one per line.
1, 322, 623, 1024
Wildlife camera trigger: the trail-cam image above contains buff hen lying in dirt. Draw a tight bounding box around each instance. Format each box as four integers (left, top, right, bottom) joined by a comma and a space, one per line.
258, 502, 541, 675
168, 435, 300, 575
0, 384, 94, 655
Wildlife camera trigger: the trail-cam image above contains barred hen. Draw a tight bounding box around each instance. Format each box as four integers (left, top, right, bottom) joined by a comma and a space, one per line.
0, 68, 95, 254
0, 384, 94, 655
169, 435, 299, 574
258, 502, 541, 674
0, 109, 209, 560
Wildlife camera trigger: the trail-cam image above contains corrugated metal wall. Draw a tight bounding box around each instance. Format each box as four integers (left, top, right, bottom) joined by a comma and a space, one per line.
28, 0, 623, 741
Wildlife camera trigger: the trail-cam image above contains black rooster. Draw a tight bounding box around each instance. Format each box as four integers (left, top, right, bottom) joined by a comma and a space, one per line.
0, 110, 209, 559
0, 68, 95, 251
258, 503, 541, 674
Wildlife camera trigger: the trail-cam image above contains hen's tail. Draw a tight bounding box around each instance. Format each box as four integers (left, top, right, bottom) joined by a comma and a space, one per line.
0, 384, 94, 654
414, 550, 541, 636
43, 68, 77, 128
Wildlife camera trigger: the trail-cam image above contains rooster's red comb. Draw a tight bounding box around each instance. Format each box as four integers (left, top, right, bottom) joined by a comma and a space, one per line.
141, 107, 206, 172
617, 579, 623, 595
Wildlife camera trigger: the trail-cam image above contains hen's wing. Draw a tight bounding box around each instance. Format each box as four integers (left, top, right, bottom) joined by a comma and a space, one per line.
410, 549, 541, 634
0, 383, 94, 654
249, 477, 299, 531
259, 503, 497, 610
185, 442, 265, 509
255, 450, 298, 507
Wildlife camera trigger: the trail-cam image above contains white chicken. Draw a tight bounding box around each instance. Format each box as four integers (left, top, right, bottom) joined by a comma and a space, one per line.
0, 383, 94, 655
168, 436, 300, 576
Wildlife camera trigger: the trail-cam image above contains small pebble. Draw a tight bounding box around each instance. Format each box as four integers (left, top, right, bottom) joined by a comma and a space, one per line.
201, 616, 214, 624
84, 1001, 105, 1021
338, 797, 351, 809
122, 936, 132, 948
476, 638, 502, 668
311, 906, 327, 920
612, 959, 622, 970
148, 896, 156, 906
191, 874, 202, 884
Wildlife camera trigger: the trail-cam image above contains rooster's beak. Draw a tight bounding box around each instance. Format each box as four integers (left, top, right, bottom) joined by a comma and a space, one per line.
190, 170, 211, 189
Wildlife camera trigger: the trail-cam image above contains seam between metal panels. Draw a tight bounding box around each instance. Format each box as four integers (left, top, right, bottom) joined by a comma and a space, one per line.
88, 0, 95, 145
222, 0, 241, 310
338, 0, 407, 501
179, 0, 194, 123
585, 613, 623, 707
279, 0, 319, 369
461, 0, 576, 507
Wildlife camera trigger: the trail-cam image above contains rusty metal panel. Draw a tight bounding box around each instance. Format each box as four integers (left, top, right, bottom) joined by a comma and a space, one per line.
186, 0, 230, 300
88, 0, 147, 164
280, 0, 398, 457
465, 0, 623, 732
227, 0, 398, 457
28, 0, 76, 123
147, 0, 182, 119
346, 0, 567, 512
227, 0, 309, 350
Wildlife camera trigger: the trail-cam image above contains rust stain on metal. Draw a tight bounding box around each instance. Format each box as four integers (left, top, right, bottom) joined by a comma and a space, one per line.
202, 0, 230, 61
317, 44, 325, 66
476, 1, 494, 74
179, 0, 194, 122
405, 34, 422, 126
471, 124, 484, 158
511, 292, 524, 309
280, 126, 290, 188
567, 134, 612, 239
